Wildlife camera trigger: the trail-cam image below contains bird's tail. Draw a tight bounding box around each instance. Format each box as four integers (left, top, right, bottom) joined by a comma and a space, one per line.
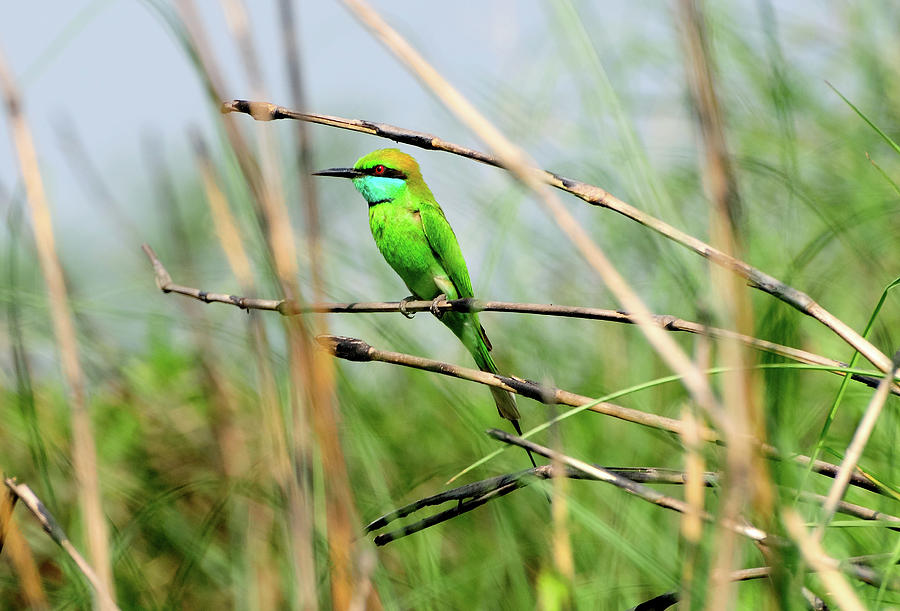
453, 313, 520, 421
446, 313, 543, 489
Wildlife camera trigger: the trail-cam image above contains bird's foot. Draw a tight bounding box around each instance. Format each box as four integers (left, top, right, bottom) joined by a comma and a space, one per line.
430, 293, 447, 318
399, 296, 417, 319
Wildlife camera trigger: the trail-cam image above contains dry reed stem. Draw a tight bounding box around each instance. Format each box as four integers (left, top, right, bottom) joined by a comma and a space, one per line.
191, 133, 256, 287
192, 131, 294, 609
0, 48, 114, 608
177, 3, 320, 607
221, 98, 894, 377
816, 350, 900, 536
140, 244, 896, 394
679, 407, 704, 607
218, 0, 265, 98
178, 3, 322, 605
274, 2, 365, 601
784, 510, 866, 611
192, 137, 286, 457
680, 406, 705, 542
278, 0, 327, 315
548, 428, 575, 592
677, 2, 768, 607
0, 487, 48, 609
5, 479, 118, 610
177, 4, 358, 606
315, 333, 886, 497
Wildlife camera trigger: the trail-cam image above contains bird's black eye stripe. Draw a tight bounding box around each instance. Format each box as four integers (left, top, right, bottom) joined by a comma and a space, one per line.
365, 166, 406, 179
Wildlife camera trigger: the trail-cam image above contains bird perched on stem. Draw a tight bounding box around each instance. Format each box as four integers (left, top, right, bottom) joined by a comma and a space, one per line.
314, 148, 537, 469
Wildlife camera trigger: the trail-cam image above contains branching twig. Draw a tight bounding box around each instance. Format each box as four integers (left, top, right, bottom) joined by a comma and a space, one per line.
366, 465, 718, 539
366, 465, 900, 545
317, 334, 706, 438
140, 243, 896, 394
5, 479, 119, 610
498, 433, 900, 597
316, 333, 887, 496
222, 98, 893, 377
487, 429, 776, 545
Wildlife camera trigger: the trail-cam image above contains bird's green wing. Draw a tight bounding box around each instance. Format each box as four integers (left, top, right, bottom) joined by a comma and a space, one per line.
419, 205, 475, 299
419, 204, 494, 350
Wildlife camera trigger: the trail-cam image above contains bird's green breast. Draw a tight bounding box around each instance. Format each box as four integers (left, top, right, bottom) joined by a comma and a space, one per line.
368, 202, 448, 300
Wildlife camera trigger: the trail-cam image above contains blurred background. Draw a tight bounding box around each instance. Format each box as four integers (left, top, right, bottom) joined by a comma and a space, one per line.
1, 1, 899, 609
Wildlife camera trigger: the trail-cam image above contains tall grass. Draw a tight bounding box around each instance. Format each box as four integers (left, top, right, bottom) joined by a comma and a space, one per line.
1, 2, 898, 609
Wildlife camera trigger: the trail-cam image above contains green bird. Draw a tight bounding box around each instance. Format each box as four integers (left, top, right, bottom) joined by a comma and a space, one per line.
314, 148, 536, 468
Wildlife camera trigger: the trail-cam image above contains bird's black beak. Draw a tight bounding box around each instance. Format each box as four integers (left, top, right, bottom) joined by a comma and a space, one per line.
312, 167, 365, 179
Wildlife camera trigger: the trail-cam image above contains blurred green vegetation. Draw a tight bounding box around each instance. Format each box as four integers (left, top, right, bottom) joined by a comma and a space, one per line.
1, 2, 899, 609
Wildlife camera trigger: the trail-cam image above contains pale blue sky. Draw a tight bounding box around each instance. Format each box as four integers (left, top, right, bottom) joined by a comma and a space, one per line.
0, 1, 887, 310
0, 1, 674, 233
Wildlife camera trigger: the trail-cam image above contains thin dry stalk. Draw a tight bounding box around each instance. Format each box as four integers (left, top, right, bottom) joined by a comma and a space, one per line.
139, 244, 895, 393
218, 0, 265, 97
215, 0, 297, 284
278, 0, 327, 311
678, 0, 742, 233
680, 405, 706, 607
0, 48, 114, 608
318, 333, 709, 439
677, 2, 769, 607
191, 133, 255, 287
189, 143, 289, 563
275, 3, 364, 602
178, 3, 320, 604
0, 489, 13, 554
222, 98, 894, 376
177, 4, 358, 606
0, 487, 48, 609
315, 333, 886, 497
684, 327, 712, 609
816, 350, 900, 536
5, 479, 118, 610
548, 425, 575, 593
784, 510, 866, 611
144, 135, 251, 474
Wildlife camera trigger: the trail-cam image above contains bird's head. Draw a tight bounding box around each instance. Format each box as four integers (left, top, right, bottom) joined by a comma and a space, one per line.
313, 148, 431, 205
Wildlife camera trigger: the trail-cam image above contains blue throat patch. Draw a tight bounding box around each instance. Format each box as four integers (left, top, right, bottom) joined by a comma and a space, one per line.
352, 175, 405, 205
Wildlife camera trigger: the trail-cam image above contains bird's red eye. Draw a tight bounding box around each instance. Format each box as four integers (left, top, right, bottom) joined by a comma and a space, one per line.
373, 164, 386, 175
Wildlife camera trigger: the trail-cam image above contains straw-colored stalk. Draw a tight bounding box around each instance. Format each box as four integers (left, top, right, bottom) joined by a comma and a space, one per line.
0, 47, 114, 609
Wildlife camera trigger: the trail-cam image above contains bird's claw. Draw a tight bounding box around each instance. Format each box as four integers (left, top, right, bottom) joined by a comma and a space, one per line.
399, 296, 417, 319
430, 294, 447, 318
